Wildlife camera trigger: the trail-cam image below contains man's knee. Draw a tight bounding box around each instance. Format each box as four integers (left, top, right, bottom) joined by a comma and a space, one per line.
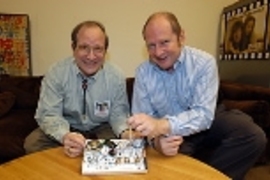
251, 124, 267, 153
214, 108, 266, 150
236, 111, 266, 150
24, 129, 40, 154
24, 128, 60, 154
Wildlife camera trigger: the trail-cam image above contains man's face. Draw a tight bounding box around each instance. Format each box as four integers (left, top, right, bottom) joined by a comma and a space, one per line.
73, 26, 106, 76
144, 18, 183, 70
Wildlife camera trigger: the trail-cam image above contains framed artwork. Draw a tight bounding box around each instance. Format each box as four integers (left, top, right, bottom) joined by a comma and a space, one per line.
0, 14, 31, 75
219, 0, 270, 60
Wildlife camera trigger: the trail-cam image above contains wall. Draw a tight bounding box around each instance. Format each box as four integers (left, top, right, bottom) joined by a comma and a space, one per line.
1, 0, 237, 77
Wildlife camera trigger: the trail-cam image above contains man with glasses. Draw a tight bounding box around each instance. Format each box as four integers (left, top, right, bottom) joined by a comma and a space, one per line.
24, 21, 135, 157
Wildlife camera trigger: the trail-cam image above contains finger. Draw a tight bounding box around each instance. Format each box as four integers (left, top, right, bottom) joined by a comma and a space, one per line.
69, 146, 83, 154
140, 128, 152, 137
65, 133, 85, 148
71, 134, 85, 147
173, 135, 183, 141
64, 146, 73, 157
128, 116, 139, 127
133, 131, 144, 138
135, 124, 145, 133
165, 146, 179, 156
127, 116, 135, 125
64, 146, 83, 158
162, 135, 181, 143
64, 139, 79, 149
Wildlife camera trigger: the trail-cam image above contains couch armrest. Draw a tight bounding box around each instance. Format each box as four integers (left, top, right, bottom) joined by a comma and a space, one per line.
220, 80, 270, 104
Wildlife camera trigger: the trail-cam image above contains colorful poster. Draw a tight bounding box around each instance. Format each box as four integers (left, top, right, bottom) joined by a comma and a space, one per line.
0, 14, 31, 75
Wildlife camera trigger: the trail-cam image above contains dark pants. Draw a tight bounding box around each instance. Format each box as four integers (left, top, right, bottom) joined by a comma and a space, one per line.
179, 104, 267, 180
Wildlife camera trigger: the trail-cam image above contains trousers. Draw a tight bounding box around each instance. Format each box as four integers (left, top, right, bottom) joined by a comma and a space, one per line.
179, 104, 267, 180
24, 123, 115, 154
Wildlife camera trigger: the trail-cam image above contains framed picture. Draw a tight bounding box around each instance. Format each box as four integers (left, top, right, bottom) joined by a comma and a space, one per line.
219, 0, 270, 60
0, 14, 31, 75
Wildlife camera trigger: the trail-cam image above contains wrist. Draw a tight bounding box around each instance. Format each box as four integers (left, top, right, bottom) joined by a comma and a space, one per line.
157, 119, 170, 136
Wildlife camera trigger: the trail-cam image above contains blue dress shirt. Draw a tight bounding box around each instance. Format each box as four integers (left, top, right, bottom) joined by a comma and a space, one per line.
132, 46, 219, 136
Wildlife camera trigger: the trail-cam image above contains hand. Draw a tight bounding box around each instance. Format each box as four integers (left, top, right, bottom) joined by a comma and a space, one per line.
120, 129, 143, 139
128, 113, 169, 138
155, 135, 183, 156
62, 132, 85, 158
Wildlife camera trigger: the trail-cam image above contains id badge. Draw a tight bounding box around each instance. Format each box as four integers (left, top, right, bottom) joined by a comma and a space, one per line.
94, 100, 110, 117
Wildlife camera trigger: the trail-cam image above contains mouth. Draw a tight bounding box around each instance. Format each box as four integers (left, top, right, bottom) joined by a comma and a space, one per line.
156, 56, 168, 64
83, 60, 97, 67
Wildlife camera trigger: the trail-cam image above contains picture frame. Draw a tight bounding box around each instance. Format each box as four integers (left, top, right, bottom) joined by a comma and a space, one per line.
0, 14, 31, 75
219, 0, 270, 60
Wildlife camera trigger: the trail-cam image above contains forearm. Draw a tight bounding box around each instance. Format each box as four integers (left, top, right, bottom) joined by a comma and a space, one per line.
37, 116, 70, 143
164, 108, 214, 136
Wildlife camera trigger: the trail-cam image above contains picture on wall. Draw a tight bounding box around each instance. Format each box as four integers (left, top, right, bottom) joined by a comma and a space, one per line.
0, 14, 31, 75
219, 0, 270, 60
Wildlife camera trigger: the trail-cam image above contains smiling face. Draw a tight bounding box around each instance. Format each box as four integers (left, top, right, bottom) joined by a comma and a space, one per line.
143, 16, 183, 70
73, 25, 106, 76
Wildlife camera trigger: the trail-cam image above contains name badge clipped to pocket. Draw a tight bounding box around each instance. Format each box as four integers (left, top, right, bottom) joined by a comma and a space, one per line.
94, 100, 110, 117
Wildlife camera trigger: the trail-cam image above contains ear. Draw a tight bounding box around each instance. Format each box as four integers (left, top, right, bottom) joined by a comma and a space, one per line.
71, 42, 76, 50
71, 43, 76, 57
178, 29, 185, 45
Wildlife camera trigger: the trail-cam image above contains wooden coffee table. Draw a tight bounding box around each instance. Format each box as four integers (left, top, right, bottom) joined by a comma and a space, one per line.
0, 147, 230, 180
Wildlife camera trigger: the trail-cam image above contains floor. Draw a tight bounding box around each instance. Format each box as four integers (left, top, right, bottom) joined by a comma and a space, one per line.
245, 164, 270, 180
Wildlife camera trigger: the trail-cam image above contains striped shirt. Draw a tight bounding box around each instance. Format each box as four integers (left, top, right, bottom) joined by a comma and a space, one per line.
132, 46, 219, 136
35, 57, 130, 142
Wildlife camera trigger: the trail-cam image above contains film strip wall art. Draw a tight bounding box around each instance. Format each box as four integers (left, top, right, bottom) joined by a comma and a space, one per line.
219, 0, 270, 60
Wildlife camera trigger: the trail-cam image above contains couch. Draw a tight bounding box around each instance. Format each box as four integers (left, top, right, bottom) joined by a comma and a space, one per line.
0, 75, 43, 163
219, 80, 270, 163
0, 75, 270, 164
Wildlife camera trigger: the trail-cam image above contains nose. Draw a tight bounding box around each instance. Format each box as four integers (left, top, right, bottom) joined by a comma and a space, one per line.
86, 49, 96, 59
153, 45, 164, 57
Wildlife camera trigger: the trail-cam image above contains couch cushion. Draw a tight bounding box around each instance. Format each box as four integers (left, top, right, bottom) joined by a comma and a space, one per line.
0, 92, 16, 118
0, 76, 43, 109
0, 109, 37, 162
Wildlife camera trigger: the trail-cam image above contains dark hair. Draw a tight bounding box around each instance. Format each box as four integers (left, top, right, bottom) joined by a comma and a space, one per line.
243, 15, 255, 35
142, 12, 182, 39
229, 20, 243, 42
71, 20, 109, 50
244, 15, 255, 28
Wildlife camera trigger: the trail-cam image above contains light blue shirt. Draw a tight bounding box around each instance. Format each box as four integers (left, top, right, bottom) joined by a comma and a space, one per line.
35, 57, 130, 142
132, 46, 219, 136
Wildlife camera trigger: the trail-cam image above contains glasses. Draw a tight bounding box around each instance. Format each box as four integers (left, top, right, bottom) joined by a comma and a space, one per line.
77, 44, 105, 55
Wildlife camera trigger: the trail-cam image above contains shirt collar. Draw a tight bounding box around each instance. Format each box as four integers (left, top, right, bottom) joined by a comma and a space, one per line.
151, 46, 185, 72
72, 58, 103, 81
